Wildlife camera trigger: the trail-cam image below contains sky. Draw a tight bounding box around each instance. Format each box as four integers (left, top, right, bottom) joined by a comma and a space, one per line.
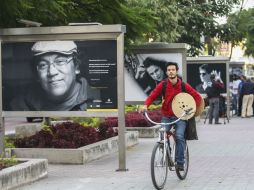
216, 0, 254, 24
242, 0, 254, 9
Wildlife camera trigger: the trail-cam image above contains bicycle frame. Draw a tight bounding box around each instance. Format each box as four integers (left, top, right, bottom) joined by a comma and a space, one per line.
144, 110, 190, 166
157, 125, 175, 167
146, 108, 193, 188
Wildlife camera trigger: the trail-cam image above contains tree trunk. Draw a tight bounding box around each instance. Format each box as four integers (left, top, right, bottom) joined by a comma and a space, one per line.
206, 36, 213, 55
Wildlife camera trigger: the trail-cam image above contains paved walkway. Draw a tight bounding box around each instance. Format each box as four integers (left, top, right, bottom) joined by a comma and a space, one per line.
16, 116, 254, 190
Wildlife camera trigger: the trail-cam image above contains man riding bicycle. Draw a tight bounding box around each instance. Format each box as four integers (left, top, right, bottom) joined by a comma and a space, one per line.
139, 62, 202, 170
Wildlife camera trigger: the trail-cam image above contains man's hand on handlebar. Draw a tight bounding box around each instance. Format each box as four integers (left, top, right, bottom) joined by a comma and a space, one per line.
138, 105, 148, 113
185, 108, 194, 115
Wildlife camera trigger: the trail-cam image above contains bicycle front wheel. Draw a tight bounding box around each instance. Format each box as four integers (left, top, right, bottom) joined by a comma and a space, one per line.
175, 143, 189, 180
151, 142, 168, 190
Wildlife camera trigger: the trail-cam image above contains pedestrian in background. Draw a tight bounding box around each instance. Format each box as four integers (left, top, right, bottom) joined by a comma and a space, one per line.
241, 78, 254, 118
238, 75, 246, 116
230, 74, 241, 116
205, 72, 225, 124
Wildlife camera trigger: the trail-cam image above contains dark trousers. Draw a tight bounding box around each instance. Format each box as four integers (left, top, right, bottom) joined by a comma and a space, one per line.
238, 95, 243, 116
208, 97, 220, 124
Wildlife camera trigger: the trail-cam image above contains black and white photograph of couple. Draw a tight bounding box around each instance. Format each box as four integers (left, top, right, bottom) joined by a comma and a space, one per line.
124, 53, 183, 101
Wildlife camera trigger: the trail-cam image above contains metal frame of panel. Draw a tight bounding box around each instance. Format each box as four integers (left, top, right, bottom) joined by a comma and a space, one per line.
0, 25, 127, 170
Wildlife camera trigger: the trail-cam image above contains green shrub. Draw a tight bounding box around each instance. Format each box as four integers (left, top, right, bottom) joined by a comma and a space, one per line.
148, 104, 162, 110
4, 137, 15, 148
78, 117, 100, 128
125, 105, 138, 113
41, 124, 53, 134
0, 154, 18, 170
64, 117, 98, 128
125, 104, 162, 113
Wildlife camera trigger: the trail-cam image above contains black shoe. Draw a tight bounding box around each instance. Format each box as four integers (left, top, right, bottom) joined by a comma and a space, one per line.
176, 164, 184, 171
215, 122, 222, 124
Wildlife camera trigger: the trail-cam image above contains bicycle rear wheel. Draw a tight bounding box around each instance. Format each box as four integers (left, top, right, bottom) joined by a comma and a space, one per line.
175, 143, 189, 180
151, 142, 168, 190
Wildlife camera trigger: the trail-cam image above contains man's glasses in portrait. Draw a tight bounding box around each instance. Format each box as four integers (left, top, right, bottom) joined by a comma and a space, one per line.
36, 57, 73, 72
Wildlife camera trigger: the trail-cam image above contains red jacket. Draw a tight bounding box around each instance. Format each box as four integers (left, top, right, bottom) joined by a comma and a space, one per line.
145, 78, 202, 117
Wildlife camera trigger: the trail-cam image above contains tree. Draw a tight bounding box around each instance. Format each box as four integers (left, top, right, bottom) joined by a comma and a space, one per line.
0, 0, 243, 56
176, 0, 242, 56
0, 0, 73, 27
219, 6, 254, 58
63, 0, 157, 46
237, 8, 254, 57
125, 0, 242, 56
125, 0, 184, 44
0, 0, 156, 49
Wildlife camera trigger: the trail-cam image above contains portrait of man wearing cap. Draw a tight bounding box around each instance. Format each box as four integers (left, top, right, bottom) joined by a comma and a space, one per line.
10, 40, 99, 111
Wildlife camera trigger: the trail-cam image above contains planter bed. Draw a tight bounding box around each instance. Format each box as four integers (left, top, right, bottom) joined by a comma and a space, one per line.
126, 125, 160, 138
0, 158, 47, 190
8, 131, 138, 164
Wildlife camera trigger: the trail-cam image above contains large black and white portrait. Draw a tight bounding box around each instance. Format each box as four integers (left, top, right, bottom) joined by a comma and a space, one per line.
187, 63, 227, 94
125, 53, 183, 102
2, 40, 117, 111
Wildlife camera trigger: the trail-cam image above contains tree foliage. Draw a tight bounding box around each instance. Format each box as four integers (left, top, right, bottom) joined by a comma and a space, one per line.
0, 0, 243, 56
0, 0, 72, 27
126, 0, 242, 56
176, 0, 241, 56
0, 0, 156, 48
237, 8, 254, 57
219, 7, 254, 57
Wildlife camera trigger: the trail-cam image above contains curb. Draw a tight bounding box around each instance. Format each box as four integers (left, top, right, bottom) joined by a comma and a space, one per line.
0, 158, 48, 190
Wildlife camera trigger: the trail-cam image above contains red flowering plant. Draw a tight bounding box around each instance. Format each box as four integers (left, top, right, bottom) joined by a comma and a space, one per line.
14, 129, 53, 148
14, 122, 117, 149
100, 109, 162, 128
14, 109, 160, 149
125, 111, 149, 127
98, 122, 118, 140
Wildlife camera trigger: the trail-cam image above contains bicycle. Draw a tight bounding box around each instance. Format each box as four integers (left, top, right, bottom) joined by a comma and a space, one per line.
144, 108, 193, 190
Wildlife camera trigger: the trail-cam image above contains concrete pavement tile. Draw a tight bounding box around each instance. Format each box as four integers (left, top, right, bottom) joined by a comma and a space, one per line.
12, 117, 254, 190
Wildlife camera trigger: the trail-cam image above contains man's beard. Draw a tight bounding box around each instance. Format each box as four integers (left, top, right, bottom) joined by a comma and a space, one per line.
169, 74, 177, 79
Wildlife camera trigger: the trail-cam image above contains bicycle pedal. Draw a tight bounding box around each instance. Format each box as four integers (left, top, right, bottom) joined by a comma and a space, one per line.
168, 167, 175, 171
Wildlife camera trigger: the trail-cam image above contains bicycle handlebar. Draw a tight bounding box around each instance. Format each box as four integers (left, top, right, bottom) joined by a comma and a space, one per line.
143, 108, 194, 126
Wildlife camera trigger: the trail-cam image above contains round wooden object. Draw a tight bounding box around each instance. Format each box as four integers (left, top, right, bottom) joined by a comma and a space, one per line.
172, 93, 196, 120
